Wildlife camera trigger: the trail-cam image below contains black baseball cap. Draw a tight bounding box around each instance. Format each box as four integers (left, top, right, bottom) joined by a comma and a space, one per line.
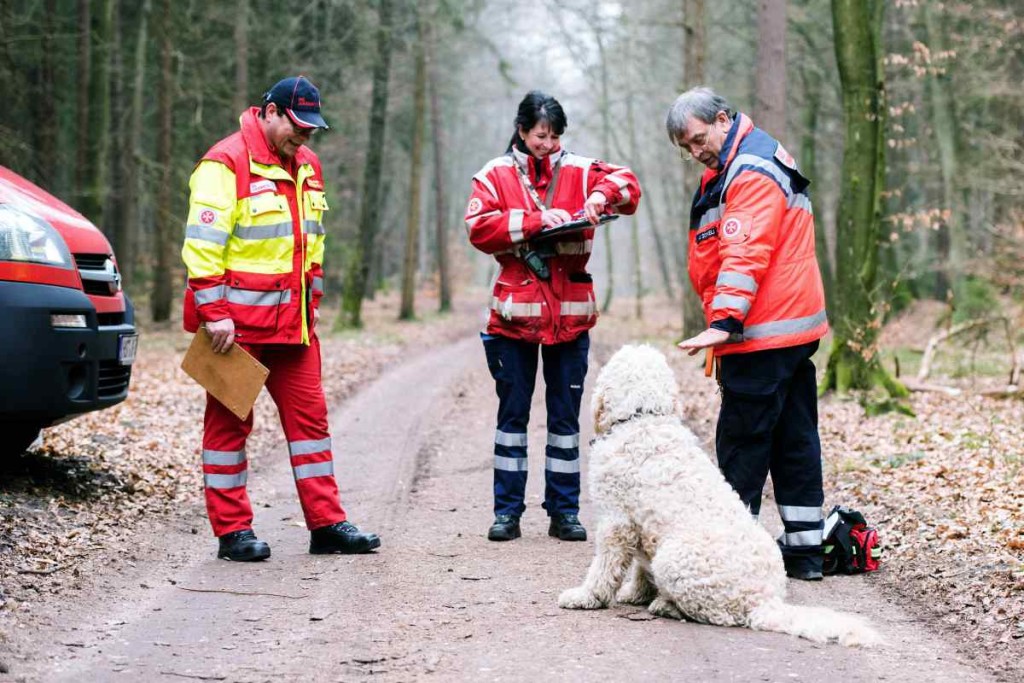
263, 76, 329, 130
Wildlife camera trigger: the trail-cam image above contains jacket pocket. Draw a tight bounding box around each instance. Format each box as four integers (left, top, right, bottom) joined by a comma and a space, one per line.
559, 280, 598, 339
225, 272, 291, 336
491, 278, 545, 336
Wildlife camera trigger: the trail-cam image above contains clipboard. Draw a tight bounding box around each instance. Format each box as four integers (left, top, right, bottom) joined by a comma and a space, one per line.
533, 214, 619, 242
180, 328, 269, 420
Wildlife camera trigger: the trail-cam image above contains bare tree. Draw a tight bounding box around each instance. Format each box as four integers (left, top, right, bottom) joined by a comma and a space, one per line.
400, 9, 427, 321
753, 0, 788, 138
340, 0, 395, 328
233, 0, 248, 115
426, 13, 451, 313
151, 0, 175, 322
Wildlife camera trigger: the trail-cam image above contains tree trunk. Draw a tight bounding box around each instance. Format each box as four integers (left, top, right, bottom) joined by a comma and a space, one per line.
233, 0, 248, 115
681, 0, 707, 335
753, 0, 788, 139
107, 0, 126, 259
399, 12, 426, 321
36, 0, 59, 188
923, 3, 966, 300
151, 0, 174, 323
75, 0, 91, 209
82, 0, 113, 228
822, 0, 906, 398
593, 25, 615, 314
120, 0, 149, 291
340, 0, 394, 328
426, 15, 451, 313
798, 57, 834, 306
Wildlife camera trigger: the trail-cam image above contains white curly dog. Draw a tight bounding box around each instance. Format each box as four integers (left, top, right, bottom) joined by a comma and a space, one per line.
558, 344, 879, 647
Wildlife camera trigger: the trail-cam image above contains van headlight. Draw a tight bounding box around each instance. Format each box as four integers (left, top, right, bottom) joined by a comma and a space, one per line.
0, 204, 74, 268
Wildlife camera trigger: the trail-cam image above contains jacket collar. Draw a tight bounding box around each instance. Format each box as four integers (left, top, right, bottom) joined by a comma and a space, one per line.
511, 146, 566, 174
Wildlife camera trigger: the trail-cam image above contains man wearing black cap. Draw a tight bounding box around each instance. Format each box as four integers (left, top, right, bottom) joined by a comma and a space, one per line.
181, 76, 381, 561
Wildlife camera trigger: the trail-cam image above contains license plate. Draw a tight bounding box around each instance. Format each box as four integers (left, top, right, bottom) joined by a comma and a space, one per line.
118, 334, 139, 365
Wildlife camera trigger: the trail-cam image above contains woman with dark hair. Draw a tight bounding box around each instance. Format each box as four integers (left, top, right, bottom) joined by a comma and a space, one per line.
465, 90, 642, 543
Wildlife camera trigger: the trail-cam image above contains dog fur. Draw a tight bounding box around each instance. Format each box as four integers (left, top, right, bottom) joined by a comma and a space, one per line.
558, 344, 880, 647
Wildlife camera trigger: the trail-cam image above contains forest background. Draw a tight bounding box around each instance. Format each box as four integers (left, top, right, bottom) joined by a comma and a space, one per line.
2, 0, 1024, 677
1, 0, 1022, 370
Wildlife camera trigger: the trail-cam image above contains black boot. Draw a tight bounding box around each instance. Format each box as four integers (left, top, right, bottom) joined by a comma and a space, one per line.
309, 521, 381, 554
487, 514, 521, 541
548, 513, 587, 541
217, 529, 271, 561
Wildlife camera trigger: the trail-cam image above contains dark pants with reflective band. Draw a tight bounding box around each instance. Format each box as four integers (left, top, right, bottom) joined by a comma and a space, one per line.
201, 336, 346, 537
482, 332, 589, 518
716, 340, 824, 573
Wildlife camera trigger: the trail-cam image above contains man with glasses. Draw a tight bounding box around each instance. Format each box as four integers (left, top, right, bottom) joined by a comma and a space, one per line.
181, 76, 380, 561
666, 86, 829, 580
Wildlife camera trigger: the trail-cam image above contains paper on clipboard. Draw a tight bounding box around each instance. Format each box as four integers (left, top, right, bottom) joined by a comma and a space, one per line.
180, 328, 269, 420
532, 213, 619, 241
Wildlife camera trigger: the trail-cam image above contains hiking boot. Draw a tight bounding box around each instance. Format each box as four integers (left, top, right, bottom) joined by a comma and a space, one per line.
309, 521, 381, 554
548, 513, 587, 541
786, 568, 824, 581
487, 514, 521, 541
217, 529, 271, 562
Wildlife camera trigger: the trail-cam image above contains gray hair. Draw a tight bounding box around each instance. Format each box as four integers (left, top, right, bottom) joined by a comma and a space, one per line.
665, 87, 733, 142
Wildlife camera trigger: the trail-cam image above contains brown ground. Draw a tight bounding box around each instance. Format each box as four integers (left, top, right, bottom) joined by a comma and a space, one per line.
0, 292, 1020, 681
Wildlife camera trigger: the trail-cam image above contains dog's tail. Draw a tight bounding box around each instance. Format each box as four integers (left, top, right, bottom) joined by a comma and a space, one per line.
748, 598, 881, 647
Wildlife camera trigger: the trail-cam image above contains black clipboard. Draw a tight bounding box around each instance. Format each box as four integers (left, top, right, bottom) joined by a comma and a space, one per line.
533, 214, 619, 241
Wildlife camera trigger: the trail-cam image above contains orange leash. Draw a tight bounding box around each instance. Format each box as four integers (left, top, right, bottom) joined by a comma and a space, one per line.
704, 348, 714, 378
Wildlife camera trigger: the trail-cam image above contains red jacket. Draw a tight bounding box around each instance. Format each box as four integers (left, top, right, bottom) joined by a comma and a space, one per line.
465, 147, 641, 345
689, 114, 828, 355
181, 108, 328, 345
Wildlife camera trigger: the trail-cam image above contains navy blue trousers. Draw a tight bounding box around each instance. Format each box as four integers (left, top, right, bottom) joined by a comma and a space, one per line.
716, 340, 824, 573
482, 332, 589, 518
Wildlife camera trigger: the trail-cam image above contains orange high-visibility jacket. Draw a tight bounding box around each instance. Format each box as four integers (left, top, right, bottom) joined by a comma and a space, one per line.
465, 146, 641, 345
689, 113, 828, 355
181, 108, 328, 345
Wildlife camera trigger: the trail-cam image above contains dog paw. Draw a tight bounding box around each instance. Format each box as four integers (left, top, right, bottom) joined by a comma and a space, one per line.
616, 581, 656, 606
558, 586, 605, 610
648, 596, 683, 620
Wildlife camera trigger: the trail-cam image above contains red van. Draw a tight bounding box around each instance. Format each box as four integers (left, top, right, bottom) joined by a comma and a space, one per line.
0, 165, 138, 457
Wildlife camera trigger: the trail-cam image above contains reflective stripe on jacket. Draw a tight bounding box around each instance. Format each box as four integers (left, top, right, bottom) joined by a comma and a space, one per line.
181, 107, 327, 345
689, 113, 828, 355
465, 146, 641, 345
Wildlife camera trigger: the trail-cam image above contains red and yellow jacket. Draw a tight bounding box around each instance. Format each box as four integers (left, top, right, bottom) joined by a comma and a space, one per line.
465, 146, 641, 345
689, 113, 828, 355
181, 107, 328, 345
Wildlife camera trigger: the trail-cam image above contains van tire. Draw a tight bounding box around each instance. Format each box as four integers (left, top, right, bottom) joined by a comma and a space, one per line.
0, 423, 42, 458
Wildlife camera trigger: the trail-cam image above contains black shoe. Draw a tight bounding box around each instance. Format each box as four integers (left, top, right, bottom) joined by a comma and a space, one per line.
309, 521, 381, 554
487, 514, 521, 541
548, 513, 587, 541
786, 568, 824, 581
217, 529, 271, 562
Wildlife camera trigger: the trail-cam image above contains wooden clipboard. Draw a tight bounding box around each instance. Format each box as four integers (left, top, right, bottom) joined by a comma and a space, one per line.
180, 328, 269, 420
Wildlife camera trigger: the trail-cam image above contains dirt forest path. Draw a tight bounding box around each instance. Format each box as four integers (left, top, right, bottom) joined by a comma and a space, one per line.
9, 332, 996, 682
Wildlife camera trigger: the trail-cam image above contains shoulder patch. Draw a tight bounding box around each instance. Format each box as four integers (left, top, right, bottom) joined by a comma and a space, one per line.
467, 197, 483, 215
721, 213, 751, 243
774, 144, 796, 170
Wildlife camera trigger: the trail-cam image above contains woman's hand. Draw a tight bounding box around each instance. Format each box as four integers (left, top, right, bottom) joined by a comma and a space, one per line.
541, 208, 572, 228
583, 191, 608, 224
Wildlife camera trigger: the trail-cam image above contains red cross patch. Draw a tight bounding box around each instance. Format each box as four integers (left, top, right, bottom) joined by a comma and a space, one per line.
199, 209, 217, 225
467, 197, 483, 215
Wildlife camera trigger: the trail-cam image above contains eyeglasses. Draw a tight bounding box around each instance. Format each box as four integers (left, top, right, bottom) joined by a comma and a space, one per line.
286, 117, 317, 138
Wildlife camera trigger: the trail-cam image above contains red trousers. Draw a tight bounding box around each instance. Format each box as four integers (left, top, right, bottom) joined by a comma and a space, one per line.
200, 337, 346, 536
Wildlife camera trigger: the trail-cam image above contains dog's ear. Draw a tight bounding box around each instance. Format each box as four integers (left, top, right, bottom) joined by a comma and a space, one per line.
593, 393, 606, 435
